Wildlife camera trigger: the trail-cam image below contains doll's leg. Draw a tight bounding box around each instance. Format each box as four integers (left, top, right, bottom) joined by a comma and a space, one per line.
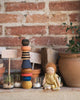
51, 85, 55, 90
51, 85, 60, 91
43, 83, 51, 90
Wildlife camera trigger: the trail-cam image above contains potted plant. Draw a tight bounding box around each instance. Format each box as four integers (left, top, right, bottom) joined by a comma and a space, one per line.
58, 22, 80, 87
3, 75, 14, 89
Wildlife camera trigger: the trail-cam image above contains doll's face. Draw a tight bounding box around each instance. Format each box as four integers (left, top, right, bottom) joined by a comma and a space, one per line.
46, 67, 55, 74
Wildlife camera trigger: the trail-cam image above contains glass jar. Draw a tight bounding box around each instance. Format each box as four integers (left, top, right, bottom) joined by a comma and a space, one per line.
3, 74, 14, 89
32, 77, 41, 88
14, 74, 21, 88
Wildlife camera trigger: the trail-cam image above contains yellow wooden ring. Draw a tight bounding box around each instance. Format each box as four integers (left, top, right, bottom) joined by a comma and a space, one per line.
21, 46, 31, 51
21, 69, 32, 74
22, 81, 32, 89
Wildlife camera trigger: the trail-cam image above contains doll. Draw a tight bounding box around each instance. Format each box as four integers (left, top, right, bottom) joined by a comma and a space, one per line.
43, 63, 62, 90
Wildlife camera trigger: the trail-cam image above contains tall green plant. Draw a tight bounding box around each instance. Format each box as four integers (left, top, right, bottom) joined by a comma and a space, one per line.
63, 22, 80, 53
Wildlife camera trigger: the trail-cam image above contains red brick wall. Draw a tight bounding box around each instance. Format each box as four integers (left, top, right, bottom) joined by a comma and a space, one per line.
0, 0, 80, 69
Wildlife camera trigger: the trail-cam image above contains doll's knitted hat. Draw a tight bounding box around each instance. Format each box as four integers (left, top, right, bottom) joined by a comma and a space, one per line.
46, 63, 56, 72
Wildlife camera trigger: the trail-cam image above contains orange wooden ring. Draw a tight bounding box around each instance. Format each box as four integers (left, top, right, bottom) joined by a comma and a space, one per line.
21, 46, 31, 51
21, 69, 32, 74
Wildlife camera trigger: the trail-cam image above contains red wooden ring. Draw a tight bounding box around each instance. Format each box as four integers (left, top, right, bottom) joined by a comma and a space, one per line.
21, 73, 32, 77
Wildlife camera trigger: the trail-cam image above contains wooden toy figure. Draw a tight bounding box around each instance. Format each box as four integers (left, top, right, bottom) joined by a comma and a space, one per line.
43, 63, 61, 90
21, 39, 32, 89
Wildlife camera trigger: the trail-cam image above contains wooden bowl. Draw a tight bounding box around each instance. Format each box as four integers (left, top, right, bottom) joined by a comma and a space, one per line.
21, 68, 32, 74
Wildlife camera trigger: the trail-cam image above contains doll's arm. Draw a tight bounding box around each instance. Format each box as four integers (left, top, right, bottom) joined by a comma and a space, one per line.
55, 74, 60, 87
43, 77, 46, 85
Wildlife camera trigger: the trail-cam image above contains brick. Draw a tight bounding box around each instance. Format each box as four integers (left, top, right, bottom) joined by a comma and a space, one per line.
5, 2, 45, 11
49, 14, 67, 23
6, 26, 46, 35
26, 14, 67, 23
0, 26, 2, 35
0, 14, 23, 23
69, 13, 80, 22
30, 37, 67, 46
3, 60, 22, 69
17, 48, 22, 58
49, 25, 72, 35
0, 37, 24, 46
26, 14, 49, 23
49, 1, 80, 11
55, 48, 68, 53
0, 4, 1, 11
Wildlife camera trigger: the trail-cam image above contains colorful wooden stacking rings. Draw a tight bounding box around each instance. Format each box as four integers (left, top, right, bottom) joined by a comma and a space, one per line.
22, 56, 30, 59
22, 81, 32, 89
21, 68, 32, 74
21, 73, 32, 77
22, 58, 30, 60
21, 60, 32, 69
21, 46, 31, 51
22, 39, 29, 46
22, 77, 31, 81
22, 52, 30, 57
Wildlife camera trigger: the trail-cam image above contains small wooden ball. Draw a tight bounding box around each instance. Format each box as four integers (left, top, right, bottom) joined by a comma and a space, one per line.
22, 81, 32, 89
22, 39, 29, 46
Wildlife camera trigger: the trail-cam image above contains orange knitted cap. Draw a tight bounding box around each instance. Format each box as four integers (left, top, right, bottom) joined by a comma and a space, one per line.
46, 63, 57, 72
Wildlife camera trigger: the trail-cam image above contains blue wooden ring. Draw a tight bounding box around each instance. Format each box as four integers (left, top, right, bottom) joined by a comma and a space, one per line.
22, 76, 31, 81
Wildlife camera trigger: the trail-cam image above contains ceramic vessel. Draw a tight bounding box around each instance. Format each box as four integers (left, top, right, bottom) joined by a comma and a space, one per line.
32, 69, 41, 78
58, 53, 80, 87
0, 67, 5, 77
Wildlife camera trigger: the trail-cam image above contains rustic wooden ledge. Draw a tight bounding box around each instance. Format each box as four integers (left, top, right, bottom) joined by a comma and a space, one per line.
0, 87, 80, 100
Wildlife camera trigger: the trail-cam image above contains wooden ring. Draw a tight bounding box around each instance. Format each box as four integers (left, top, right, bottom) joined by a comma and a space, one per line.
21, 46, 31, 51
21, 73, 32, 77
21, 69, 32, 73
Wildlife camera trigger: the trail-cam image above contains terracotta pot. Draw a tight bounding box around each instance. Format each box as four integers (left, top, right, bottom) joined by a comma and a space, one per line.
21, 46, 31, 51
32, 69, 40, 78
32, 69, 40, 75
0, 67, 5, 73
58, 53, 80, 87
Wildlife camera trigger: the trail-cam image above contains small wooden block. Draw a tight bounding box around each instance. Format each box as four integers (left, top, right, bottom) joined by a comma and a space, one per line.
41, 48, 58, 72
30, 52, 41, 64
2, 50, 17, 58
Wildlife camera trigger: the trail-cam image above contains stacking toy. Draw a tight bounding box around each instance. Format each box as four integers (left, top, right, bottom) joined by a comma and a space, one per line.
21, 39, 32, 89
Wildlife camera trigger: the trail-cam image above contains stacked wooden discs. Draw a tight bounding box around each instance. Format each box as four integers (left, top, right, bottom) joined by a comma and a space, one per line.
21, 39, 32, 89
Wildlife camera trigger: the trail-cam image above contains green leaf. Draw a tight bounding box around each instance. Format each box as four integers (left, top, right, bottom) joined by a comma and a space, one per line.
72, 30, 74, 33
63, 23, 66, 25
66, 27, 70, 32
70, 22, 72, 26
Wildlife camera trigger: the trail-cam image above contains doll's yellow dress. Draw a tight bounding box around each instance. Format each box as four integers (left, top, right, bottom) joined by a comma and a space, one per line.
44, 73, 60, 90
